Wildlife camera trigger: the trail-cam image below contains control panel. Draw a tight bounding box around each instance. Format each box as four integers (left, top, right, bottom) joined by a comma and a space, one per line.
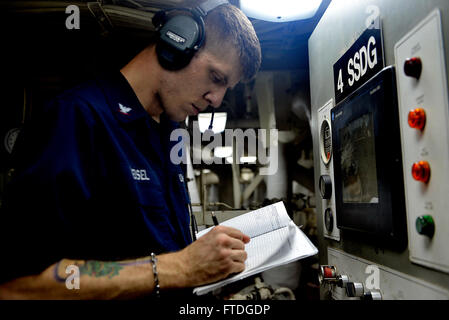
322, 248, 449, 300
395, 9, 449, 273
317, 99, 340, 241
318, 264, 382, 300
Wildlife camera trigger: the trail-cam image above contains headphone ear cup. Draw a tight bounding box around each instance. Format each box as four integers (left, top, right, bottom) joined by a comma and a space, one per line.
156, 39, 195, 71
153, 1, 225, 71
155, 14, 202, 71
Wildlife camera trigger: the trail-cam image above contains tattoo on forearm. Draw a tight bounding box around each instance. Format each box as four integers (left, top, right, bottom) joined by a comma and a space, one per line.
54, 258, 151, 282
79, 261, 124, 278
54, 261, 66, 283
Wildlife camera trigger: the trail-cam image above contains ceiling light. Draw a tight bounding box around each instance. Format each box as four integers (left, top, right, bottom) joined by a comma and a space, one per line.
240, 0, 322, 22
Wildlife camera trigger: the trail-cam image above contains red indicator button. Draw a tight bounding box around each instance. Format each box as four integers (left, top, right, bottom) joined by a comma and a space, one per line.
412, 161, 431, 183
404, 57, 422, 79
408, 108, 426, 131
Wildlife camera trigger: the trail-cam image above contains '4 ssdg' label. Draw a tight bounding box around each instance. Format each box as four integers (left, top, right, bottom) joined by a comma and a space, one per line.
333, 18, 384, 104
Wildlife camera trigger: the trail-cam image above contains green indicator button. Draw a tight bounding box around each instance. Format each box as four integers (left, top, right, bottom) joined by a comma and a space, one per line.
416, 215, 435, 238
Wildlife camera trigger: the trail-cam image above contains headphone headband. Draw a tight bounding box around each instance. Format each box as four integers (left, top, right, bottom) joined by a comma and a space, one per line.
196, 0, 229, 17
153, 0, 229, 71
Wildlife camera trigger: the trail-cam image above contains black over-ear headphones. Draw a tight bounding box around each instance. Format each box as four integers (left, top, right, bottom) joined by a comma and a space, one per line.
152, 0, 229, 71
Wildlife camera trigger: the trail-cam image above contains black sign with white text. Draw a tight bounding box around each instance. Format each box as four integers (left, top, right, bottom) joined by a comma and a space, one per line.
333, 19, 384, 104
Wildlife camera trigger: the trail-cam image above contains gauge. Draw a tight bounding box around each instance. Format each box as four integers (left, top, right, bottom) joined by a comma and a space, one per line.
320, 119, 332, 165
4, 128, 21, 154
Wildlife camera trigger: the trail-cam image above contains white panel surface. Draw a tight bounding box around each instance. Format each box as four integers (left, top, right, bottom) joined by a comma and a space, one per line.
394, 9, 449, 273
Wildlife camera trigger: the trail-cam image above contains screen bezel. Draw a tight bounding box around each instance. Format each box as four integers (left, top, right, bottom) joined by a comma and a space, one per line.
331, 66, 407, 246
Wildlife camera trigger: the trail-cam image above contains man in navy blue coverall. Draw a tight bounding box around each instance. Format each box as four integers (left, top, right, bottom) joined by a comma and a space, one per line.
0, 0, 261, 299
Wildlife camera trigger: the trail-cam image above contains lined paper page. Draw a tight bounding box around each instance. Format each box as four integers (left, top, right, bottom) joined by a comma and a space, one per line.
244, 226, 290, 270
197, 202, 291, 239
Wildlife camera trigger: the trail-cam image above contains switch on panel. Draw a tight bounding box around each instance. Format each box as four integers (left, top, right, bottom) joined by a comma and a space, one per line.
404, 57, 423, 79
415, 215, 435, 238
319, 265, 337, 283
363, 291, 383, 300
408, 108, 426, 131
346, 282, 364, 298
411, 161, 431, 183
318, 265, 349, 289
319, 175, 333, 199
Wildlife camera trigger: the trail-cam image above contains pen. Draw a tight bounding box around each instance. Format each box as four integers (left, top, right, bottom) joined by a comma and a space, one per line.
211, 211, 219, 226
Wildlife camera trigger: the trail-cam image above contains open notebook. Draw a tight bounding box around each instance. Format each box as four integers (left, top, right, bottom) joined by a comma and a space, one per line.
193, 201, 318, 295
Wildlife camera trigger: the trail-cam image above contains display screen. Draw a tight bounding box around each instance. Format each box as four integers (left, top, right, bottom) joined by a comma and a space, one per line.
339, 113, 379, 204
329, 67, 407, 246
